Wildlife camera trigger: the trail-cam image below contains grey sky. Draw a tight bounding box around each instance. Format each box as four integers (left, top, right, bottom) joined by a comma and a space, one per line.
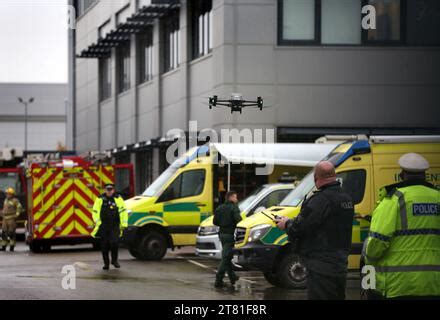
0, 0, 68, 83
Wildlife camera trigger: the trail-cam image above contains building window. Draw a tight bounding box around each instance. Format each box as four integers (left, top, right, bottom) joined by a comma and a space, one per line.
191, 0, 213, 59
77, 0, 97, 17
278, 0, 404, 46
162, 10, 180, 73
406, 0, 440, 46
135, 150, 153, 195
99, 57, 111, 101
321, 0, 362, 45
138, 28, 154, 84
117, 42, 131, 93
280, 0, 318, 43
366, 0, 401, 43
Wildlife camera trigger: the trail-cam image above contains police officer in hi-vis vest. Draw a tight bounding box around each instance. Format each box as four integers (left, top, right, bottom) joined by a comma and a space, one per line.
92, 184, 128, 270
365, 153, 440, 299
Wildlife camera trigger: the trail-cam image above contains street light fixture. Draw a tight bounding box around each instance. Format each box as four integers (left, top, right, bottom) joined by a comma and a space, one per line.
17, 97, 35, 151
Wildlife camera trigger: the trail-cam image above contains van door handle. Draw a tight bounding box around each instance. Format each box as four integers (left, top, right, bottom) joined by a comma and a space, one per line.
196, 203, 206, 207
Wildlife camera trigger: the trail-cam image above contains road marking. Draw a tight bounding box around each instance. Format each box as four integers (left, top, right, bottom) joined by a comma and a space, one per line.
187, 259, 215, 271
181, 257, 257, 284
74, 262, 93, 271
238, 278, 256, 284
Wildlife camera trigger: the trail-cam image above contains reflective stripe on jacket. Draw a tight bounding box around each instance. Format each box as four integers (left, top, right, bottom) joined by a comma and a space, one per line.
91, 195, 128, 238
2, 198, 22, 219
365, 181, 440, 298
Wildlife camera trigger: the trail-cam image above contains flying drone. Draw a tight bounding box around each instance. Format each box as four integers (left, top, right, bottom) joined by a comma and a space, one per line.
208, 94, 264, 114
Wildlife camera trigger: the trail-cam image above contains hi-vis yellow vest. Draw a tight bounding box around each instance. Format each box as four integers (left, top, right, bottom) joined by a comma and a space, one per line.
365, 181, 440, 298
91, 195, 128, 238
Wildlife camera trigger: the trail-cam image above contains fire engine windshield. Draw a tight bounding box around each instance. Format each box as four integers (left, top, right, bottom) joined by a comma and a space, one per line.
0, 172, 20, 192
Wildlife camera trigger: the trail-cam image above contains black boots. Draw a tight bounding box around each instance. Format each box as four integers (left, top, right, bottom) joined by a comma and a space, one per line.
215, 274, 239, 288
230, 274, 240, 286
111, 246, 120, 268
102, 248, 120, 269
102, 251, 110, 270
214, 279, 225, 288
1, 246, 16, 252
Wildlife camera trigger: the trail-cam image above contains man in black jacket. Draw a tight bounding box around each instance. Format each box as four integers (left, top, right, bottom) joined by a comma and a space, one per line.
213, 191, 242, 288
276, 161, 354, 300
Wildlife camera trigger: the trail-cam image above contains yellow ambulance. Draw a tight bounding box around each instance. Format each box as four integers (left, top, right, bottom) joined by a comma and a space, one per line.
124, 143, 337, 260
233, 136, 440, 289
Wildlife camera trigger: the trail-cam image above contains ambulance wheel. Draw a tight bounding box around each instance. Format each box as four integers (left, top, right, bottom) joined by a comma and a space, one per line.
263, 271, 281, 287
41, 243, 51, 252
277, 253, 307, 289
128, 247, 139, 259
137, 231, 167, 261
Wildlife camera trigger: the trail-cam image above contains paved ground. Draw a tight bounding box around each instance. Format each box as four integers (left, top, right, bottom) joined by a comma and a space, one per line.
0, 242, 361, 300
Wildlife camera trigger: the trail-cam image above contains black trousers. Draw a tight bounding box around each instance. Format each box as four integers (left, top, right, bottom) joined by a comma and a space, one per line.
100, 227, 120, 265
307, 270, 347, 300
216, 234, 237, 282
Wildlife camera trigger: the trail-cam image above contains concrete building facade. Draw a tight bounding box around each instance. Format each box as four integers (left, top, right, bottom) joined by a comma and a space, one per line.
0, 83, 68, 151
71, 0, 440, 193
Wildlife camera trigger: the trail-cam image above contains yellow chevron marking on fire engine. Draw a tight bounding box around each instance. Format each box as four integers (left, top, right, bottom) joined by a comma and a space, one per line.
75, 221, 89, 236
43, 228, 55, 239
100, 168, 114, 186
38, 182, 73, 228
32, 164, 118, 241
74, 178, 95, 200
62, 221, 75, 236
75, 207, 93, 226
72, 180, 94, 225
56, 210, 74, 230
34, 171, 64, 221
33, 169, 52, 213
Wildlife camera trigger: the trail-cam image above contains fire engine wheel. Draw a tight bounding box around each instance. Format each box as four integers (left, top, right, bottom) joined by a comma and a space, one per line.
276, 253, 307, 289
29, 241, 50, 253
137, 231, 167, 261
29, 242, 43, 253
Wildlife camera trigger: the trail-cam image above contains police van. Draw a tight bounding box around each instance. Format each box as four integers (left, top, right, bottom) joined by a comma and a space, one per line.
233, 136, 440, 289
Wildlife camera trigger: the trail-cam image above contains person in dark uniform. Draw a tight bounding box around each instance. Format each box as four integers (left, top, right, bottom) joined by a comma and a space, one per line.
92, 184, 128, 270
213, 190, 242, 288
276, 161, 354, 300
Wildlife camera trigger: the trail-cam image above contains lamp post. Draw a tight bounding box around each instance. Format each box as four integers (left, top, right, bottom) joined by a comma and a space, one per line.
18, 97, 35, 151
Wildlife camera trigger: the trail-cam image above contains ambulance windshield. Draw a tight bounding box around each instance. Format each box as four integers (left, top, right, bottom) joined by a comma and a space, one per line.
280, 172, 315, 207
142, 158, 185, 197
279, 151, 345, 207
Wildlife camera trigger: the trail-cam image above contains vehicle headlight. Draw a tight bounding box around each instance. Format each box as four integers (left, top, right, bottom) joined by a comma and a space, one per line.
198, 226, 219, 236
248, 224, 272, 243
